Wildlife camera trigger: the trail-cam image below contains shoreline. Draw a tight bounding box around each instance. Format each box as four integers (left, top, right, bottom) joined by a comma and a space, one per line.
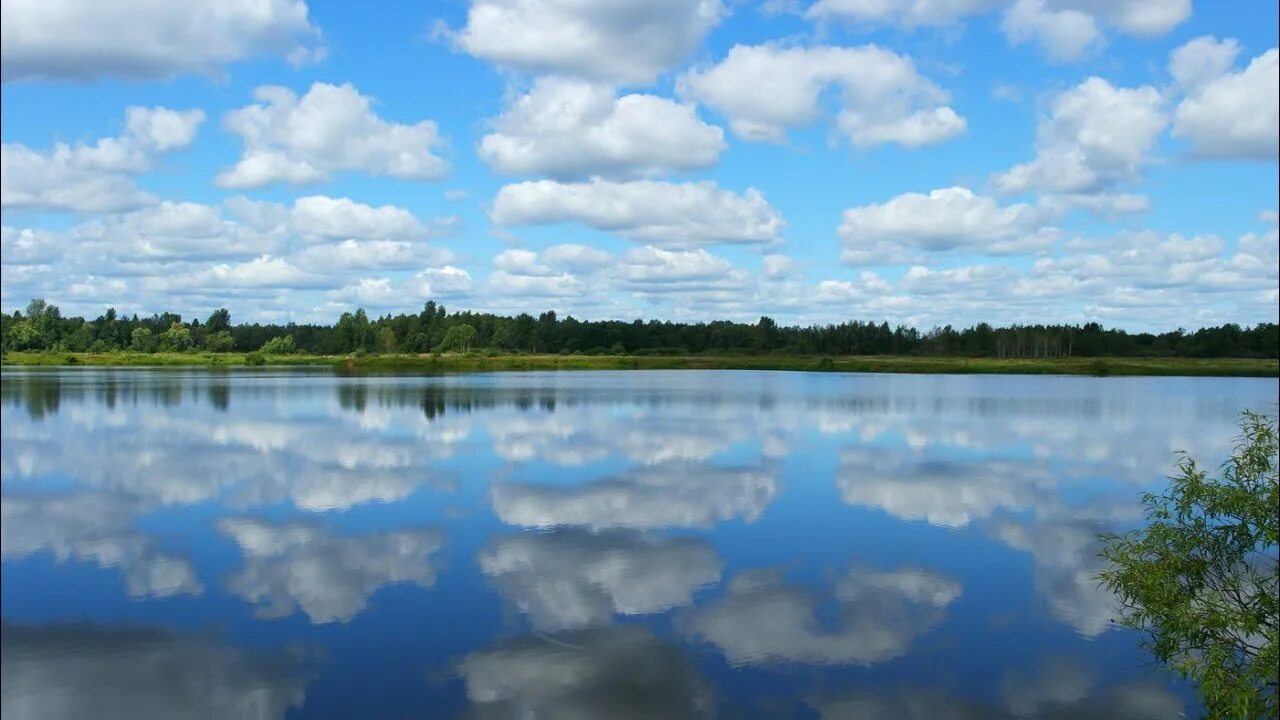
2, 352, 1276, 377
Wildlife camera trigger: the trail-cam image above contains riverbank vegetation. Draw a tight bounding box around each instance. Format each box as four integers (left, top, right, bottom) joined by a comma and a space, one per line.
2, 298, 1276, 366
1099, 411, 1278, 718
3, 351, 1276, 377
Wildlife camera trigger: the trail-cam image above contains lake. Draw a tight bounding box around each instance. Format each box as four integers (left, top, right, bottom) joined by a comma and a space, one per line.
1, 368, 1274, 719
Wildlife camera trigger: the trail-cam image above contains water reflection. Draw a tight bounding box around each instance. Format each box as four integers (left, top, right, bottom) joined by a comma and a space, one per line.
0, 623, 312, 720
219, 518, 445, 624
492, 463, 778, 531
480, 530, 721, 631
2, 368, 1270, 718
458, 626, 714, 719
681, 566, 960, 666
838, 449, 1057, 528
810, 655, 1184, 719
1, 492, 201, 598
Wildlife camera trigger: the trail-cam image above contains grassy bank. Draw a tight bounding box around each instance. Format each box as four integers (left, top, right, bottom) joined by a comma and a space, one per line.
2, 351, 1276, 377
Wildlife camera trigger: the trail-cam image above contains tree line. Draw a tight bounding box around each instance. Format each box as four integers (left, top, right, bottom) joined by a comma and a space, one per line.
2, 299, 1276, 359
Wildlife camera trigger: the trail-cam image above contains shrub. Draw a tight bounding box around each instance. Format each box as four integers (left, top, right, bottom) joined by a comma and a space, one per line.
244, 352, 266, 366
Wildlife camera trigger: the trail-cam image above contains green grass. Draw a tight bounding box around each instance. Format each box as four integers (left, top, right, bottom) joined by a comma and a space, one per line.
2, 351, 1276, 377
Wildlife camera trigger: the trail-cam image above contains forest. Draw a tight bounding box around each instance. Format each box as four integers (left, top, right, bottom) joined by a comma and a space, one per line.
2, 299, 1277, 359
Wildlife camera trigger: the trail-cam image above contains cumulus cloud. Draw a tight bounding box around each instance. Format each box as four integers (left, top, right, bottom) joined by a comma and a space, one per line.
479, 77, 725, 179
1, 106, 204, 212
459, 626, 714, 719
491, 179, 784, 247
681, 566, 960, 665
1001, 0, 1189, 61
1001, 0, 1102, 62
993, 77, 1166, 203
1170, 38, 1279, 161
679, 44, 964, 146
220, 518, 445, 623
217, 83, 449, 188
444, 0, 724, 83
1, 193, 461, 313
1, 623, 313, 719
0, 0, 323, 82
491, 462, 779, 530
479, 530, 721, 630
838, 187, 1057, 263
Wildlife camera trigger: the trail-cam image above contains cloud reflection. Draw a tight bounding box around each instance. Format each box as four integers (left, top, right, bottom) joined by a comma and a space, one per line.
479, 530, 721, 631
1, 623, 312, 720
219, 518, 445, 623
1, 492, 201, 598
837, 449, 1056, 527
682, 566, 961, 666
458, 626, 714, 719
491, 462, 779, 530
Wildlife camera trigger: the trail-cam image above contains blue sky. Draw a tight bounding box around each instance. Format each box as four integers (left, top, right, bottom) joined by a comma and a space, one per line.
1, 0, 1276, 330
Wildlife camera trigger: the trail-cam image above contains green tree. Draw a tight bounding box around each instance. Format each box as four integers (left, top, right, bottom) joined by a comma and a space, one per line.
438, 323, 476, 353
1099, 411, 1278, 719
205, 330, 235, 352
260, 335, 296, 354
377, 327, 397, 354
130, 327, 156, 353
205, 308, 231, 334
157, 322, 193, 352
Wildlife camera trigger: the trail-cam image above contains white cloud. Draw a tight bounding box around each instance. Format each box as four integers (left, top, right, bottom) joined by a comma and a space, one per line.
1001, 0, 1189, 61
406, 265, 474, 298
290, 195, 434, 240
217, 83, 449, 188
71, 201, 287, 261
1068, 0, 1190, 37
480, 530, 721, 631
1, 106, 204, 212
445, 0, 724, 83
804, 0, 995, 29
679, 44, 964, 146
1002, 0, 1102, 62
0, 0, 322, 82
1171, 39, 1279, 161
220, 518, 445, 623
681, 566, 960, 665
838, 187, 1056, 263
993, 77, 1166, 198
491, 179, 784, 247
479, 77, 725, 179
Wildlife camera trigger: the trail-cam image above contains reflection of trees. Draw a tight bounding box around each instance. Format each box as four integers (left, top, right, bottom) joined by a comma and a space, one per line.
219, 518, 445, 624
0, 623, 313, 720
458, 626, 713, 719
479, 530, 721, 631
681, 566, 961, 666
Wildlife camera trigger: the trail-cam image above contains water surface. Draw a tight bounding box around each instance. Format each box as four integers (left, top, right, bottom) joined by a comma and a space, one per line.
2, 368, 1274, 718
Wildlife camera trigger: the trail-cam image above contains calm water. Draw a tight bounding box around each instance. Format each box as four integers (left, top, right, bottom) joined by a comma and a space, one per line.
1, 368, 1274, 719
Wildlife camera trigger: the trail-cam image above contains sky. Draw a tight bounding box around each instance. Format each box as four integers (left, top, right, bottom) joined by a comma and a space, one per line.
0, 0, 1276, 331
